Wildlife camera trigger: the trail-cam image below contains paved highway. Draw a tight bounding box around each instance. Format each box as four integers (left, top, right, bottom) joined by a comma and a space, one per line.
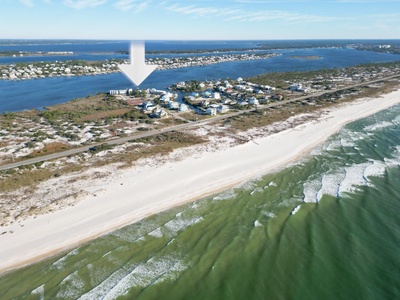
1, 73, 399, 171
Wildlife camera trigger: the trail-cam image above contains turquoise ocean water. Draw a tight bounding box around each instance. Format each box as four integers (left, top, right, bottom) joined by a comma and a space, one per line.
1, 104, 400, 299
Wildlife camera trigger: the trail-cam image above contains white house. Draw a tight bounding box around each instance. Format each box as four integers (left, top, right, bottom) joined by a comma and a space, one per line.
248, 97, 259, 106
152, 108, 167, 118
109, 89, 129, 95
297, 87, 310, 93
290, 83, 302, 91
176, 81, 186, 88
150, 88, 166, 95
169, 101, 180, 110
217, 105, 229, 114
160, 92, 174, 103
179, 103, 189, 112
221, 98, 231, 105
224, 80, 233, 88
143, 101, 156, 111
206, 107, 217, 116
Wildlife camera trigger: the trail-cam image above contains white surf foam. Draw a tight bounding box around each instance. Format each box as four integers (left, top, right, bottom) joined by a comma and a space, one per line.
100, 256, 186, 300
363, 121, 393, 132
235, 180, 258, 191
278, 198, 303, 207
262, 211, 276, 218
264, 181, 277, 188
164, 216, 203, 235
51, 248, 79, 269
213, 189, 237, 201
393, 115, 400, 124
148, 227, 163, 238
303, 179, 322, 203
78, 269, 127, 300
254, 220, 263, 227
190, 202, 200, 210
31, 285, 44, 300
56, 271, 85, 299
363, 160, 387, 181
338, 163, 370, 196
384, 146, 400, 167
316, 171, 346, 201
340, 137, 356, 148
250, 187, 263, 195
291, 205, 301, 215
324, 139, 342, 152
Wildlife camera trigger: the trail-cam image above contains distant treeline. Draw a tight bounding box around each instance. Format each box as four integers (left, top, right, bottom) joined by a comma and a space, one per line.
0, 51, 24, 56
116, 48, 264, 55
351, 45, 400, 55
248, 60, 400, 87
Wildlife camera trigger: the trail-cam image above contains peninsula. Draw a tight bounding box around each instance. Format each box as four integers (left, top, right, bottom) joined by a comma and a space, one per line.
0, 52, 279, 80
1, 62, 400, 274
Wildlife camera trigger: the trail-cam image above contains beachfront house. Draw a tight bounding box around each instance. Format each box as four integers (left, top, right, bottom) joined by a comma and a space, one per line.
290, 83, 302, 91
217, 105, 229, 114
150, 108, 167, 118
160, 92, 174, 104
248, 97, 259, 106
109, 89, 130, 95
168, 101, 180, 110
271, 94, 284, 101
176, 81, 186, 88
297, 86, 310, 93
142, 101, 156, 111
206, 107, 217, 116
179, 103, 189, 112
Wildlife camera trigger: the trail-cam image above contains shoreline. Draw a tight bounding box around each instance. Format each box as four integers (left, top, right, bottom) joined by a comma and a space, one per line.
1, 89, 400, 275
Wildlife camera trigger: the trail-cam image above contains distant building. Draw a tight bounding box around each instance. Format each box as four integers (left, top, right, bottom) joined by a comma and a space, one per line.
151, 108, 167, 118
290, 83, 302, 91
109, 89, 129, 95
176, 81, 186, 88
206, 107, 217, 116
179, 103, 189, 112
248, 97, 259, 106
160, 92, 174, 103
271, 94, 284, 101
142, 101, 156, 111
169, 101, 180, 110
149, 88, 167, 95
217, 105, 229, 114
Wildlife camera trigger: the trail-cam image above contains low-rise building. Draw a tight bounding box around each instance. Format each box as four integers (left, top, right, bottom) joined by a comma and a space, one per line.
179, 103, 189, 112
206, 107, 217, 116
169, 101, 180, 110
217, 105, 229, 114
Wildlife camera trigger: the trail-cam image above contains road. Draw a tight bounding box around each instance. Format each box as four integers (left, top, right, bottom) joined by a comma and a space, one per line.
1, 73, 399, 171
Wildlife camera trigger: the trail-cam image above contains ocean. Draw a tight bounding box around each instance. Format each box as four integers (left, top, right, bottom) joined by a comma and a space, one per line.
1, 40, 400, 299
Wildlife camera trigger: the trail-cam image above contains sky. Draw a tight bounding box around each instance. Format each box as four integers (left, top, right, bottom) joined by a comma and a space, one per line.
1, 0, 400, 40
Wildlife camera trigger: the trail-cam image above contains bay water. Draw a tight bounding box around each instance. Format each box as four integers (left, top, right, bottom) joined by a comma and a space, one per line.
1, 40, 400, 113
1, 102, 399, 299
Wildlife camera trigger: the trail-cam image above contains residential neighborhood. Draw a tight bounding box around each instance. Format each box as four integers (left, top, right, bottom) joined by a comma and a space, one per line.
109, 59, 400, 120
0, 52, 280, 80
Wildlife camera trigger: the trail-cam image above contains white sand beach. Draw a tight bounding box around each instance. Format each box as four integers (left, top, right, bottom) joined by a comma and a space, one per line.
1, 89, 400, 274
